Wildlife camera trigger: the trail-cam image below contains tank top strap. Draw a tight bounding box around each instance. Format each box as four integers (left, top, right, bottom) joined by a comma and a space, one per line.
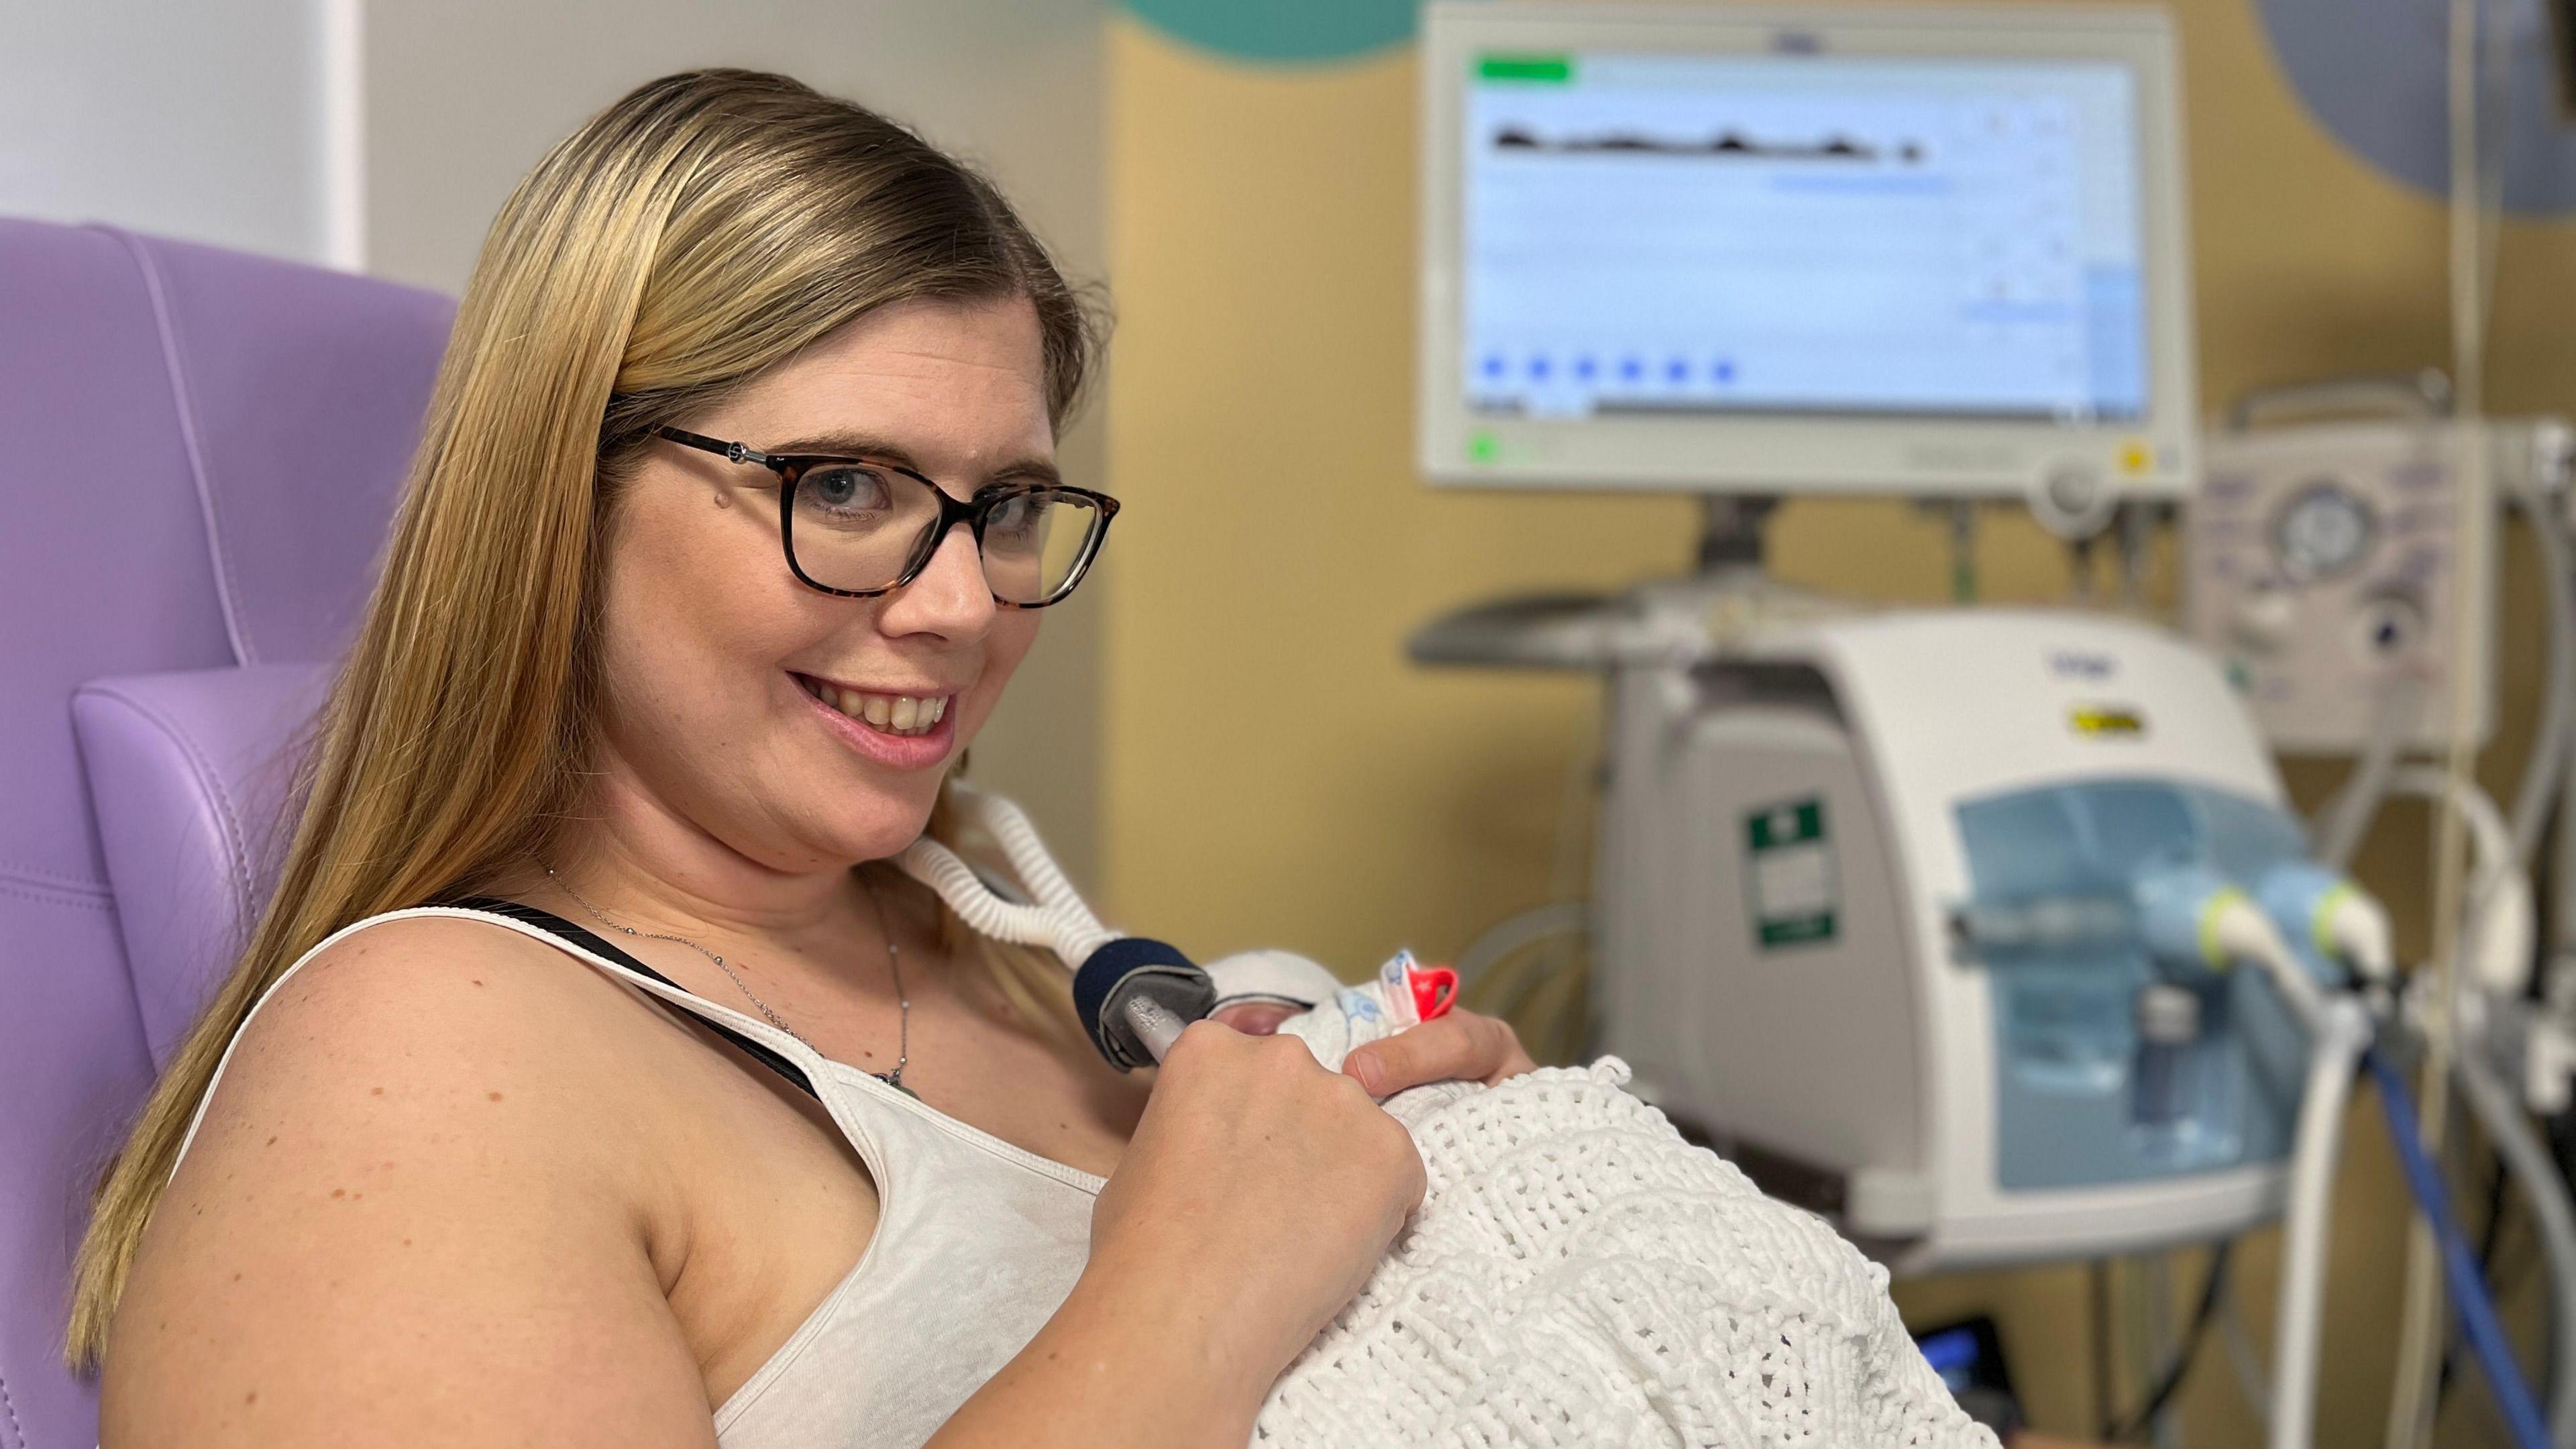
166, 903, 848, 1186
446, 896, 820, 1100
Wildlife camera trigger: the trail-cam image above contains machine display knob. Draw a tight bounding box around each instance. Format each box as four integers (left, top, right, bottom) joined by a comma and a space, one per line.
2031, 460, 2117, 539
2271, 477, 2377, 582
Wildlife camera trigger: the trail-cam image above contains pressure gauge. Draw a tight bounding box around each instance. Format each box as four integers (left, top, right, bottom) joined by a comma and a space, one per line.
2271, 479, 2377, 583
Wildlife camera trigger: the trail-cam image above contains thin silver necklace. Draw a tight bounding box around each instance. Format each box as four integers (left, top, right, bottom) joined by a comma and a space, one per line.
542, 864, 915, 1098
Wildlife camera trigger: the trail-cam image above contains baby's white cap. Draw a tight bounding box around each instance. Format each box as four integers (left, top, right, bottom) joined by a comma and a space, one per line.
1203, 948, 1344, 1012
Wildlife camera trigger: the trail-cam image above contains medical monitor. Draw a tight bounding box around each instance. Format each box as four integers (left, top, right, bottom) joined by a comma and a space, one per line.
1419, 3, 2196, 504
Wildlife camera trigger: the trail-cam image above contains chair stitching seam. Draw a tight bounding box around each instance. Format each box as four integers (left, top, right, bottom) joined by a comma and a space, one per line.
0, 1368, 27, 1449
0, 877, 117, 913
103, 224, 255, 665
0, 858, 111, 895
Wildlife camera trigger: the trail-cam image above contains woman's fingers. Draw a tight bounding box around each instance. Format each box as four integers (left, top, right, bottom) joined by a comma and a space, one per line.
1342, 1009, 1538, 1095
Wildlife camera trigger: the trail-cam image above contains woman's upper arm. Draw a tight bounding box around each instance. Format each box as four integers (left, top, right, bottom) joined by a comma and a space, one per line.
101, 918, 718, 1448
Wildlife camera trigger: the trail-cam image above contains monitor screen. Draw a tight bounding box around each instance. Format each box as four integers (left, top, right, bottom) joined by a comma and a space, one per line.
1418, 5, 2194, 501
1462, 52, 2146, 424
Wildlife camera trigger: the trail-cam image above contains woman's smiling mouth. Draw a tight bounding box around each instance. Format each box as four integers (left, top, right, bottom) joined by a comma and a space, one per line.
794, 673, 953, 737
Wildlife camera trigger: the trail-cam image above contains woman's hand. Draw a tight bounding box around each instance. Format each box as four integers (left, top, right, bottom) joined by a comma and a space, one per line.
1084, 1022, 1427, 1395
1340, 1006, 1538, 1097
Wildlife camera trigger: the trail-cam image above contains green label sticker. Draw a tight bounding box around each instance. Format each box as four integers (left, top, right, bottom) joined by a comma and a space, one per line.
1745, 798, 1837, 948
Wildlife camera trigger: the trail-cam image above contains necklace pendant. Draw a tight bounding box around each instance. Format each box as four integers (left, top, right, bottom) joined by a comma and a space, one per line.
876, 1071, 918, 1100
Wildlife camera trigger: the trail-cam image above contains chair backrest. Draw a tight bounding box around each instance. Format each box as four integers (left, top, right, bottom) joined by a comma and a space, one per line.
0, 218, 449, 1447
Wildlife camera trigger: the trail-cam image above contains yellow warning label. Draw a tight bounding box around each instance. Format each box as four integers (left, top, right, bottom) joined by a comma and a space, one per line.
2070, 705, 2147, 737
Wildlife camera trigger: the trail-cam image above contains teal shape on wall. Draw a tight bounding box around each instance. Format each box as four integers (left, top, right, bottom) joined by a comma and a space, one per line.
2257, 0, 2576, 214
1121, 0, 1424, 62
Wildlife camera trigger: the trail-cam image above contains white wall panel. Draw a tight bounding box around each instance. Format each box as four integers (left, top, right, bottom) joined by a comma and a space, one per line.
0, 0, 342, 262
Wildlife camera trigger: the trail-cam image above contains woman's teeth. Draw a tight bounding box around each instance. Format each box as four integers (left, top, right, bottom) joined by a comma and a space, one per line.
799, 676, 949, 737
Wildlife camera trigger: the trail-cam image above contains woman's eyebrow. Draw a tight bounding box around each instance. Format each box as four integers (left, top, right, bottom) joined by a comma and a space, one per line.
769, 430, 1062, 485
765, 429, 918, 463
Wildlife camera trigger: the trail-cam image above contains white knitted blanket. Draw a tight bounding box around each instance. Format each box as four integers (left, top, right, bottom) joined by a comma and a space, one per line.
1248, 1057, 1999, 1449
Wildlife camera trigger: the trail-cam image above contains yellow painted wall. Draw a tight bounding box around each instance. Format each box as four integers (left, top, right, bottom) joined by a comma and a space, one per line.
1101, 3, 2576, 1442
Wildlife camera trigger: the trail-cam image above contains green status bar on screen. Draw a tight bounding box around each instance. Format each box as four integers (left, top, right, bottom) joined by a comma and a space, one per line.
1477, 54, 1572, 83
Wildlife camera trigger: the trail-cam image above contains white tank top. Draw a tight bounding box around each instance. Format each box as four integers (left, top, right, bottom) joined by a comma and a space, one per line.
168, 905, 1105, 1448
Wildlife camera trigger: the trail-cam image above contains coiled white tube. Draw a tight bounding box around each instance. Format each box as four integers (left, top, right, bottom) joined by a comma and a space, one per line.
894, 784, 1118, 968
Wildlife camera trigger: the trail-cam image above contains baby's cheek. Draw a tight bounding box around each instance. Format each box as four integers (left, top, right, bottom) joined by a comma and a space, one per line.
1210, 1002, 1300, 1037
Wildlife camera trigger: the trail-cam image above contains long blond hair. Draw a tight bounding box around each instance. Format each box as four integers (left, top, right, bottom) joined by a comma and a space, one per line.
67, 69, 1103, 1366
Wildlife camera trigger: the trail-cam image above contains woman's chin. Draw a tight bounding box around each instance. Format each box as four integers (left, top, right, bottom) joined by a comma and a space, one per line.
810, 781, 950, 867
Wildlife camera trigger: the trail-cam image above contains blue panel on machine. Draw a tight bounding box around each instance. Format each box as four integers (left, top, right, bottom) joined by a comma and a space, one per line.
1955, 779, 2310, 1191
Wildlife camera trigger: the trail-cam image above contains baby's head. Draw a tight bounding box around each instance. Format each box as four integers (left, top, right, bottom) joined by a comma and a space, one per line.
1199, 949, 1460, 1079
1201, 948, 1346, 1037
1210, 1000, 1303, 1036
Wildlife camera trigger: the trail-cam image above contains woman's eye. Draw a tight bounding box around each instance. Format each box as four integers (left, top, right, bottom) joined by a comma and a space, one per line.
804, 466, 895, 515
987, 494, 1046, 542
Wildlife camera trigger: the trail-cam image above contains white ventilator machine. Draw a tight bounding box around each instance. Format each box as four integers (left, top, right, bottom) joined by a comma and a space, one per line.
1410, 6, 2576, 1448
1585, 607, 2345, 1263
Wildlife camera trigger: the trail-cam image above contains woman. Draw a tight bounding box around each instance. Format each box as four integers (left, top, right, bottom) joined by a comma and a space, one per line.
72, 70, 1535, 1447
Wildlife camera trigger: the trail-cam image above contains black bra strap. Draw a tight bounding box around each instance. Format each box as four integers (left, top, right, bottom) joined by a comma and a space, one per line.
447, 896, 820, 1102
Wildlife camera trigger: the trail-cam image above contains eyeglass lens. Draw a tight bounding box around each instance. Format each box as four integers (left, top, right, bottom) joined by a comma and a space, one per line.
790, 462, 1102, 604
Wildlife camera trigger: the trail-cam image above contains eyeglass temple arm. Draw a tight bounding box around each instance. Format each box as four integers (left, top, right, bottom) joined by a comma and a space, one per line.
653, 425, 777, 470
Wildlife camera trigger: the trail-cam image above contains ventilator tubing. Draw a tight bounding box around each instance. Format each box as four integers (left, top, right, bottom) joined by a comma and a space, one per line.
896, 783, 1214, 1068
2131, 863, 2358, 1449
2197, 873, 2559, 1449
2199, 889, 2355, 1449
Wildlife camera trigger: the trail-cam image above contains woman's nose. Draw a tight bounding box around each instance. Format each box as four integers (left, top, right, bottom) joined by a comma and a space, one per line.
876, 520, 998, 638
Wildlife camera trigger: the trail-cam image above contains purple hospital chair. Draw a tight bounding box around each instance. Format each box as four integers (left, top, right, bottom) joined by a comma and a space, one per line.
0, 219, 450, 1446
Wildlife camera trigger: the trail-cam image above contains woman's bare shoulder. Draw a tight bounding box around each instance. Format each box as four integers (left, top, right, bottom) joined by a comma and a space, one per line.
104, 912, 716, 1446
220, 913, 654, 1115
176, 910, 696, 1189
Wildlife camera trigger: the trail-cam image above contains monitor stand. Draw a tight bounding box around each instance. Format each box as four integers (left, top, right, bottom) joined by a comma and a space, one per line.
1695, 494, 1774, 576
1405, 490, 1864, 672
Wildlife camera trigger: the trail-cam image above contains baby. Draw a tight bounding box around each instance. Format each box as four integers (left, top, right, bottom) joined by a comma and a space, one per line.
1205, 948, 1998, 1449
